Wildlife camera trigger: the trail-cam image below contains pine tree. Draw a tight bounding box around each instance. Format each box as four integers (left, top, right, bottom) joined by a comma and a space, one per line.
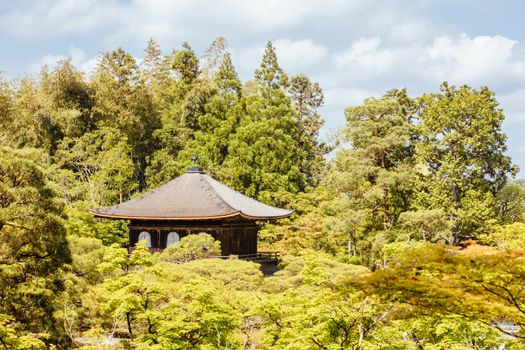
200, 37, 228, 80
289, 74, 327, 186
92, 48, 160, 189
0, 147, 71, 346
140, 38, 172, 100
223, 42, 304, 206
41, 59, 95, 138
0, 74, 15, 146
324, 90, 416, 266
141, 38, 162, 82
415, 83, 517, 244
254, 41, 289, 93
146, 43, 214, 186
177, 53, 242, 173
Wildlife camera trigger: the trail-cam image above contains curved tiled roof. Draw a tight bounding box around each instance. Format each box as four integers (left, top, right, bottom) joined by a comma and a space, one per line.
89, 170, 293, 221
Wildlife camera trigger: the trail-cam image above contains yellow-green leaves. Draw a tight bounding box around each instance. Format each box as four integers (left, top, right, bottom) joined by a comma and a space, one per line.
159, 233, 221, 263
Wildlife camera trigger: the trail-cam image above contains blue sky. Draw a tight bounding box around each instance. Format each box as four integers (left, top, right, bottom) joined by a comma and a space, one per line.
1, 0, 524, 175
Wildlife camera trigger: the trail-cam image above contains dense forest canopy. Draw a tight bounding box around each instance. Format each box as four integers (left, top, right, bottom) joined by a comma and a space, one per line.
1, 37, 525, 349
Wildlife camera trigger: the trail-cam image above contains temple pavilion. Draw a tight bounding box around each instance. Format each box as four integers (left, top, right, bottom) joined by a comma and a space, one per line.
89, 166, 293, 256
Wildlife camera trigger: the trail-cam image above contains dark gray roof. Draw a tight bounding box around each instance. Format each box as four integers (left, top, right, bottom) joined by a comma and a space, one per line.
89, 171, 293, 221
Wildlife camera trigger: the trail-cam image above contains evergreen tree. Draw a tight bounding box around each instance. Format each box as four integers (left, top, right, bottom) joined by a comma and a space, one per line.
0, 74, 15, 146
140, 38, 172, 101
288, 74, 327, 186
41, 59, 95, 138
9, 77, 61, 153
415, 83, 517, 244
223, 42, 304, 206
0, 147, 71, 346
54, 127, 136, 206
254, 41, 289, 92
200, 36, 228, 80
92, 48, 160, 189
141, 38, 162, 83
324, 89, 415, 266
176, 52, 243, 176
147, 43, 214, 186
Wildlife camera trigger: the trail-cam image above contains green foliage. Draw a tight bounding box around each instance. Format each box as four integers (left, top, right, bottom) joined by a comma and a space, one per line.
146, 42, 213, 186
67, 235, 104, 283
97, 243, 130, 274
0, 147, 71, 346
221, 42, 319, 206
288, 74, 327, 186
8, 78, 60, 152
41, 59, 95, 138
0, 75, 15, 146
177, 258, 263, 290
481, 222, 525, 249
320, 90, 416, 268
370, 315, 519, 349
415, 83, 517, 243
350, 243, 525, 340
54, 127, 136, 205
64, 202, 128, 245
398, 209, 451, 242
0, 314, 47, 350
136, 281, 240, 349
300, 250, 329, 286
496, 181, 525, 223
160, 233, 221, 263
130, 240, 155, 268
93, 47, 161, 189
256, 287, 391, 349
1, 38, 525, 349
173, 51, 243, 178
254, 42, 289, 92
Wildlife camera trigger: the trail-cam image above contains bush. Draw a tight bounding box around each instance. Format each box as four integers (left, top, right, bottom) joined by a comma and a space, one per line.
159, 233, 221, 263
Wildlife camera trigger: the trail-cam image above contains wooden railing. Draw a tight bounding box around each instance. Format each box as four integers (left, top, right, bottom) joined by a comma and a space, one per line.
127, 247, 280, 262
128, 247, 163, 254
214, 251, 280, 262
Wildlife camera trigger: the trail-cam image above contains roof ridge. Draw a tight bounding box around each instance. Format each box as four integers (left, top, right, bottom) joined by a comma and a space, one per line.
200, 174, 242, 211
202, 174, 293, 218
197, 174, 239, 214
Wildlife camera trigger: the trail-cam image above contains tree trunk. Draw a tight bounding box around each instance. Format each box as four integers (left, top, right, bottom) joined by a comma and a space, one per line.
383, 188, 390, 231
380, 150, 391, 230
126, 312, 133, 339
451, 181, 461, 245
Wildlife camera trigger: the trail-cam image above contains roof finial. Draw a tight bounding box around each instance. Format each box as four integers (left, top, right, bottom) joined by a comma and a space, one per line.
192, 153, 199, 166
187, 153, 204, 173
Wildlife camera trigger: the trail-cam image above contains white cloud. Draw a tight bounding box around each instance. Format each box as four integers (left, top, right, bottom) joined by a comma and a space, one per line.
320, 87, 379, 132
234, 46, 265, 79
0, 0, 353, 43
423, 34, 524, 88
0, 0, 124, 37
333, 38, 394, 73
323, 33, 525, 94
324, 87, 379, 108
28, 46, 99, 76
273, 39, 327, 70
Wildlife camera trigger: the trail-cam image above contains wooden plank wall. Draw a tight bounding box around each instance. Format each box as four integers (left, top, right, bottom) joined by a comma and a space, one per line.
128, 220, 259, 255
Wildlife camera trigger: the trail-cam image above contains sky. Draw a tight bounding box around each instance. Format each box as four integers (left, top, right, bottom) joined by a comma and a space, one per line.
1, 0, 524, 174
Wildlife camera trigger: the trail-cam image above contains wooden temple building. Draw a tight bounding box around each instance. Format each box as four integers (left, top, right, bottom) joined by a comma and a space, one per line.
89, 166, 293, 257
